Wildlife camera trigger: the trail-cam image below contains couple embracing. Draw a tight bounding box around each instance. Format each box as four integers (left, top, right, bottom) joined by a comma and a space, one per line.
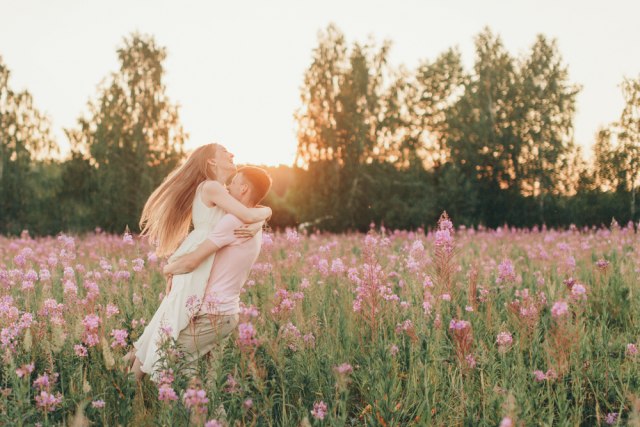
124, 143, 272, 381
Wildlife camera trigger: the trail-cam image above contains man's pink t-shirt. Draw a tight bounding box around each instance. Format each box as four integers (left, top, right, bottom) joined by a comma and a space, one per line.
198, 214, 262, 315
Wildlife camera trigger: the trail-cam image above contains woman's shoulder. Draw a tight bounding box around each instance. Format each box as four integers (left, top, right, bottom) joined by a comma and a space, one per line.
201, 180, 224, 193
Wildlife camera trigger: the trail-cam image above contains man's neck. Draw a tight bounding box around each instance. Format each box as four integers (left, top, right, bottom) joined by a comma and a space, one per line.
239, 198, 256, 209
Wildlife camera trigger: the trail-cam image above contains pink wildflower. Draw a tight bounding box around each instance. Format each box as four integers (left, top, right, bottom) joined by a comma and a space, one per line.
533, 370, 547, 382
499, 417, 513, 427
16, 363, 35, 378
496, 332, 513, 350
551, 301, 569, 318
91, 400, 105, 408
158, 384, 178, 402
183, 388, 209, 414
311, 401, 328, 420
110, 329, 128, 348
74, 345, 88, 357
334, 363, 353, 376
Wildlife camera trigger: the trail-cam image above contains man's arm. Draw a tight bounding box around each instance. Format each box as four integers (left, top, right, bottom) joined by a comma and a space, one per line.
163, 240, 221, 276
162, 214, 242, 276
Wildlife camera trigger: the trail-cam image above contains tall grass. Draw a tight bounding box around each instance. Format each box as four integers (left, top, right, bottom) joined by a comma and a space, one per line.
0, 218, 639, 426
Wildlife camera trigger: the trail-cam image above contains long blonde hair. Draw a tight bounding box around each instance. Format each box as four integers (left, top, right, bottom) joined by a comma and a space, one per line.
140, 143, 219, 257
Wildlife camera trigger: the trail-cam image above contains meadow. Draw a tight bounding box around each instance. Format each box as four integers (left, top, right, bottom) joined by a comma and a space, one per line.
0, 214, 639, 426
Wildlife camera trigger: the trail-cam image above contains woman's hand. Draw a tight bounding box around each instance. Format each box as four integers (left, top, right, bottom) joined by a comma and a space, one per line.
234, 221, 263, 238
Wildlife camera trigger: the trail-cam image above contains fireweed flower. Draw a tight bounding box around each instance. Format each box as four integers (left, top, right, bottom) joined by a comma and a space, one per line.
243, 398, 253, 409
110, 329, 128, 348
311, 401, 328, 420
627, 343, 638, 357
91, 400, 105, 408
595, 259, 610, 271
334, 363, 353, 376
205, 420, 224, 427
183, 388, 209, 414
496, 332, 513, 352
533, 370, 547, 382
605, 412, 619, 425
132, 258, 144, 272
551, 301, 569, 318
123, 232, 134, 245
390, 344, 399, 356
105, 303, 119, 318
237, 322, 259, 350
35, 391, 63, 412
499, 417, 514, 427
158, 384, 178, 402
449, 319, 470, 330
224, 374, 240, 394
74, 344, 88, 357
496, 259, 517, 284
465, 354, 477, 368
570, 284, 587, 301
15, 363, 35, 378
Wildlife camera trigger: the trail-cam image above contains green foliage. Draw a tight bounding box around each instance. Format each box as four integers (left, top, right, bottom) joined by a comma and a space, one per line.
0, 57, 58, 235
64, 33, 186, 233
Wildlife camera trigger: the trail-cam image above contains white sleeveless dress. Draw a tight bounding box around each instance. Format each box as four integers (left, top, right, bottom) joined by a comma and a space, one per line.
134, 184, 226, 379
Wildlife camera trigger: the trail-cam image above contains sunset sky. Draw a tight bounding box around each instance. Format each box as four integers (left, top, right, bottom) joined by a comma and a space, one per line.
1, 0, 639, 166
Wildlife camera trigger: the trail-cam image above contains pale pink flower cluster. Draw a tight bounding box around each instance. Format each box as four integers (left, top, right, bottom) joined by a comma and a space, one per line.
496, 259, 517, 284
110, 329, 128, 348
158, 369, 178, 402
82, 313, 101, 347
496, 332, 513, 353
183, 387, 209, 414
132, 258, 144, 272
311, 401, 328, 420
224, 374, 240, 394
627, 343, 638, 357
105, 303, 119, 318
15, 362, 34, 378
570, 283, 587, 301
237, 322, 259, 351
551, 301, 569, 318
605, 412, 619, 425
334, 363, 353, 376
449, 319, 471, 331
532, 369, 558, 382
270, 288, 304, 315
330, 258, 346, 274
39, 299, 65, 326
33, 372, 62, 412
499, 417, 513, 427
279, 322, 302, 351
74, 344, 88, 357
395, 319, 414, 336
91, 400, 106, 408
383, 344, 397, 358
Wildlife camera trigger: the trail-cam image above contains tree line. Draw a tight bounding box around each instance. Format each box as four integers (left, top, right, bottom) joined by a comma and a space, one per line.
1, 27, 639, 235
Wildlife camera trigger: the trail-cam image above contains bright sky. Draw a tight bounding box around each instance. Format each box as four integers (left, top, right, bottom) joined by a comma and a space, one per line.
1, 0, 639, 166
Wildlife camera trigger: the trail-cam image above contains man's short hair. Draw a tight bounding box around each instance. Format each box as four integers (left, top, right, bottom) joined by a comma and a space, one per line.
237, 166, 272, 205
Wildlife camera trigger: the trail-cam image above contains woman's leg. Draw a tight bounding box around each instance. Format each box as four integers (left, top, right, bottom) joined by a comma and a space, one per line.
130, 357, 146, 381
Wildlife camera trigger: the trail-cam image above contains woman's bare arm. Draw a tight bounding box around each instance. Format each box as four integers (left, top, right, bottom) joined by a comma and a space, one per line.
201, 181, 271, 223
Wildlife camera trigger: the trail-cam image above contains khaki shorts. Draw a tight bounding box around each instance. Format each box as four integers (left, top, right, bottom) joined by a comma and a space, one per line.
176, 313, 239, 374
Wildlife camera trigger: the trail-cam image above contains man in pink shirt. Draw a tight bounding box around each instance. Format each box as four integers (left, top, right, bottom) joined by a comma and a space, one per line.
162, 166, 272, 373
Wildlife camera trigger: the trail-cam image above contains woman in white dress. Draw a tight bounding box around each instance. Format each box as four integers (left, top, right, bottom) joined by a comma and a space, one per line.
125, 143, 271, 380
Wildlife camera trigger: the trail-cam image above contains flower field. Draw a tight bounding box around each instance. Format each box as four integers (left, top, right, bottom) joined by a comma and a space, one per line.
1, 215, 639, 426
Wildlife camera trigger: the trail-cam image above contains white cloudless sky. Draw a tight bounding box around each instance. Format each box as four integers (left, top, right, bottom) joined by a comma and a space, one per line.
1, 0, 639, 166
